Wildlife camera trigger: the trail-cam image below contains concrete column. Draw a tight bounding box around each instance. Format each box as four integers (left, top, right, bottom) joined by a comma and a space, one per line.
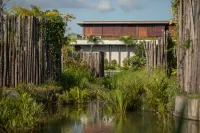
118, 46, 121, 66
109, 45, 111, 63
174, 96, 200, 121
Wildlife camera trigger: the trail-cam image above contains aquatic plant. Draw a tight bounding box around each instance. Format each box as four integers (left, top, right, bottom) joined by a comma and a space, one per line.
57, 86, 89, 104
0, 92, 43, 132
105, 89, 128, 114
103, 69, 177, 115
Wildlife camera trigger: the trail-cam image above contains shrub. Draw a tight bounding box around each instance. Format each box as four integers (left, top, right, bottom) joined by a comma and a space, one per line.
104, 59, 118, 70
103, 69, 177, 114
59, 57, 92, 90
57, 86, 89, 104
104, 89, 128, 114
111, 59, 117, 67
0, 92, 43, 132
129, 56, 146, 69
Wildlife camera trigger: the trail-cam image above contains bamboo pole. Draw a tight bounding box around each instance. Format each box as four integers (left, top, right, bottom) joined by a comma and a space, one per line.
0, 3, 3, 87
3, 15, 8, 86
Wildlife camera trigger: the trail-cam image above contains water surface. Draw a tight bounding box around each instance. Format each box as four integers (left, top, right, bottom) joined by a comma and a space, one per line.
35, 102, 200, 133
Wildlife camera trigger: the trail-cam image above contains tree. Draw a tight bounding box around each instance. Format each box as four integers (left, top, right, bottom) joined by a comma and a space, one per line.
119, 35, 135, 58
87, 35, 101, 53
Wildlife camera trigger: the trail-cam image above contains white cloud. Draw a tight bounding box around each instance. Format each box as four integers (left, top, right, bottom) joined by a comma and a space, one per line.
116, 0, 142, 11
5, 0, 93, 9
97, 0, 114, 12
5, 0, 114, 12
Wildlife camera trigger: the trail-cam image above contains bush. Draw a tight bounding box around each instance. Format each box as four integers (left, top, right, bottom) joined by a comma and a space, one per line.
59, 57, 92, 90
129, 56, 146, 69
57, 86, 89, 104
143, 70, 177, 114
0, 92, 43, 132
111, 59, 117, 67
104, 59, 119, 70
102, 69, 177, 114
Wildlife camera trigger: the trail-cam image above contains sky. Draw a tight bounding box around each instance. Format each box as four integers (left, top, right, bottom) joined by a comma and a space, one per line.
4, 0, 173, 35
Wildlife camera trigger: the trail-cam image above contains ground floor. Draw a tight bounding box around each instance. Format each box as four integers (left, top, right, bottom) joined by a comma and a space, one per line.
72, 40, 158, 66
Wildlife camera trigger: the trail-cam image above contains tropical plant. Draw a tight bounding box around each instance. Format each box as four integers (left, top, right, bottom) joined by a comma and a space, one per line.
57, 87, 89, 104
0, 92, 43, 132
105, 89, 128, 114
102, 68, 177, 114
87, 35, 101, 53
119, 35, 135, 58
128, 56, 146, 69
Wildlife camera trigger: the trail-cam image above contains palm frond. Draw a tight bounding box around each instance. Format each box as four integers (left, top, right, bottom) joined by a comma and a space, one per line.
119, 35, 135, 46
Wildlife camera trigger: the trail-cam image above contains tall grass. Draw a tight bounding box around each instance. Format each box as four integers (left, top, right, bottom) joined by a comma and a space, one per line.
102, 68, 177, 115
57, 86, 89, 104
59, 57, 92, 90
105, 89, 128, 114
0, 92, 43, 132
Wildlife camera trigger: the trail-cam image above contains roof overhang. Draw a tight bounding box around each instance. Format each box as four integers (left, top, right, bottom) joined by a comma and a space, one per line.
77, 21, 171, 27
71, 40, 159, 45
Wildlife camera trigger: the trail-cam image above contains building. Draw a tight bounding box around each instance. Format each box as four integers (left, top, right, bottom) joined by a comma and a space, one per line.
77, 21, 175, 38
73, 21, 175, 66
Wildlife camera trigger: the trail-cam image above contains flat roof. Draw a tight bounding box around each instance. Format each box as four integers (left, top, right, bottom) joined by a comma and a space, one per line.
77, 21, 171, 26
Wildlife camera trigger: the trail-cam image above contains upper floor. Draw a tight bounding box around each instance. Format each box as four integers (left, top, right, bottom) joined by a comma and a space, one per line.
77, 21, 175, 38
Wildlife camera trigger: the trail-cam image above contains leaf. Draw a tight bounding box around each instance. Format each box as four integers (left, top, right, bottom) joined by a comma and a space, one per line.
185, 40, 191, 49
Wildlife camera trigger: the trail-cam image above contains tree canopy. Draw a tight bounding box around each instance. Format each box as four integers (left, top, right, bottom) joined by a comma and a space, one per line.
87, 35, 101, 53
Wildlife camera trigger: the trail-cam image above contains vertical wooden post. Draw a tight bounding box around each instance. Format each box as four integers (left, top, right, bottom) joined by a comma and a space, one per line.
153, 40, 157, 68
11, 16, 15, 86
99, 51, 104, 77
3, 15, 8, 86
0, 0, 3, 87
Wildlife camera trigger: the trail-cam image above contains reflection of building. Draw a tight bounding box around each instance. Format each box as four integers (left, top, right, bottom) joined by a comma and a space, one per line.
83, 101, 113, 133
72, 21, 175, 66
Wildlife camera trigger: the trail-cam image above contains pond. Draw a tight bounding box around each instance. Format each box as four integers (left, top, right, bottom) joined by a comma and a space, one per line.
35, 101, 200, 133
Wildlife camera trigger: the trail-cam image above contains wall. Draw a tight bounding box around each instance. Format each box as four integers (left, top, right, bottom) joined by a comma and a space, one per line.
83, 24, 171, 38
73, 40, 156, 66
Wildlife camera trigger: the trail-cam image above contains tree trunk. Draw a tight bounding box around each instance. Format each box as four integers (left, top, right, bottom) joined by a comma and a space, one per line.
177, 0, 200, 94
90, 44, 94, 53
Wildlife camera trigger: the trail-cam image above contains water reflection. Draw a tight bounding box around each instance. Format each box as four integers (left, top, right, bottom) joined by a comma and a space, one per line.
35, 101, 200, 133
175, 117, 200, 133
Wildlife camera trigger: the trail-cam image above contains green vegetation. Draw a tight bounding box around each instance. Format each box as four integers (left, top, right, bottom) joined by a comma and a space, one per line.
57, 86, 89, 104
0, 92, 43, 132
122, 41, 146, 70
0, 3, 180, 132
119, 35, 135, 58
104, 59, 120, 70
87, 35, 101, 53
101, 69, 177, 115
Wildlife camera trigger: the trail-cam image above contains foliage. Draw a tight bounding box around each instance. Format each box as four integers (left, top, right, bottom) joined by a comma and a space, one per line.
0, 92, 43, 132
57, 86, 89, 104
59, 55, 93, 90
143, 69, 177, 114
87, 35, 101, 53
135, 41, 146, 58
8, 5, 34, 16
167, 38, 177, 76
104, 59, 119, 70
119, 35, 135, 47
122, 58, 130, 70
171, 0, 179, 21
102, 69, 177, 115
122, 56, 145, 70
128, 56, 146, 69
104, 89, 128, 114
121, 41, 146, 70
170, 0, 179, 40
64, 35, 77, 46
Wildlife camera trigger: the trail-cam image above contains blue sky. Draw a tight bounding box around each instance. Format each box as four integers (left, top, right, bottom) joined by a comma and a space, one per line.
5, 0, 172, 35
